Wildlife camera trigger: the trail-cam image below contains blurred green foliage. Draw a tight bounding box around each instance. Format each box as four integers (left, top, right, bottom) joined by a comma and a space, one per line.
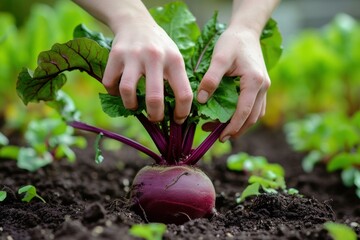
0, 1, 110, 131
264, 14, 360, 127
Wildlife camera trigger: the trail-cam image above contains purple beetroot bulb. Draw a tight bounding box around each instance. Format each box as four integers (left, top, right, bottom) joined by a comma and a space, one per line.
130, 165, 216, 224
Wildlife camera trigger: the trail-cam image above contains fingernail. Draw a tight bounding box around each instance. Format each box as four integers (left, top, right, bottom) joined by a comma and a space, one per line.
175, 117, 187, 125
197, 90, 209, 103
221, 135, 230, 143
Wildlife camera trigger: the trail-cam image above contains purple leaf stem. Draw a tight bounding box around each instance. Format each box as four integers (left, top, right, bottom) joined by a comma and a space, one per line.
69, 121, 164, 164
184, 122, 228, 165
166, 120, 183, 164
182, 123, 196, 156
136, 114, 167, 156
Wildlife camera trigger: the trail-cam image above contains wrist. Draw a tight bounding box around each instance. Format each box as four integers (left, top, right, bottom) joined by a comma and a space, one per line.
107, 5, 155, 34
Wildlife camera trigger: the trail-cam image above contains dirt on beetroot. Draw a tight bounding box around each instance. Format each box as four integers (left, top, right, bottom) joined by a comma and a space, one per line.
1, 126, 360, 240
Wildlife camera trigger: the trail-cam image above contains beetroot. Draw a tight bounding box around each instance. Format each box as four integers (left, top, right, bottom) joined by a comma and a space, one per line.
130, 165, 216, 224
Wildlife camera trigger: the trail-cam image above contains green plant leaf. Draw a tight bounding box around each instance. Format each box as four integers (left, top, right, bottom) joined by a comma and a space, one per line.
327, 153, 360, 172
0, 191, 7, 201
197, 77, 238, 122
17, 38, 109, 105
73, 24, 112, 50
17, 148, 53, 172
260, 18, 283, 70
324, 222, 357, 240
302, 150, 324, 173
99, 93, 145, 118
18, 185, 46, 203
249, 175, 281, 189
340, 167, 356, 187
150, 2, 200, 61
129, 223, 167, 240
0, 132, 9, 146
46, 90, 81, 122
94, 133, 104, 164
238, 182, 261, 203
0, 145, 20, 159
189, 12, 225, 75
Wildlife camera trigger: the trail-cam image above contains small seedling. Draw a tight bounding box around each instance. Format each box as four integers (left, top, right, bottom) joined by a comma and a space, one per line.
0, 191, 7, 201
324, 222, 357, 240
227, 152, 299, 202
18, 185, 46, 203
0, 116, 86, 172
129, 223, 166, 240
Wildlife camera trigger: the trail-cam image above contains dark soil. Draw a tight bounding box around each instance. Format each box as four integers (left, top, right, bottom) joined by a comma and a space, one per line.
1, 127, 360, 240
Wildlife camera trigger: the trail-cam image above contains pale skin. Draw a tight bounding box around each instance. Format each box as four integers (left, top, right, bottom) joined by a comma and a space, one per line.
73, 0, 280, 142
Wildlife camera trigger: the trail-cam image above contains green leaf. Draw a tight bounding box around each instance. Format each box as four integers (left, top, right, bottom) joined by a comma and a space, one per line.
226, 152, 250, 171
99, 93, 145, 118
0, 145, 20, 159
17, 38, 109, 105
0, 191, 7, 202
302, 150, 324, 173
129, 223, 167, 240
327, 153, 360, 172
150, 2, 200, 61
73, 24, 112, 50
94, 133, 104, 164
17, 148, 53, 172
238, 182, 261, 203
260, 18, 283, 70
341, 167, 356, 187
0, 132, 9, 146
17, 68, 66, 105
46, 90, 81, 122
190, 12, 225, 75
18, 185, 46, 203
196, 77, 238, 122
55, 144, 76, 162
249, 175, 281, 190
324, 222, 357, 240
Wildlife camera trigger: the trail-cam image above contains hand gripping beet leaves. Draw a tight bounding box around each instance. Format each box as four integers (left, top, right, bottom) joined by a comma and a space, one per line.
17, 2, 282, 166
17, 2, 282, 224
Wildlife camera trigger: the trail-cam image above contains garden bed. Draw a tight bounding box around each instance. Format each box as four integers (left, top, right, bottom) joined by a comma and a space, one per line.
1, 127, 359, 240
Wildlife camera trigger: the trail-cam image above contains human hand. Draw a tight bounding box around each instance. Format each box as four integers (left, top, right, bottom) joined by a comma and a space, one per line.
197, 27, 271, 142
103, 20, 193, 124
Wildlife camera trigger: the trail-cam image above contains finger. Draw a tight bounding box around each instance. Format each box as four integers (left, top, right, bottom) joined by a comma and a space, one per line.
260, 93, 267, 118
145, 63, 164, 122
102, 49, 124, 96
220, 78, 263, 142
119, 61, 142, 110
166, 55, 193, 124
233, 96, 266, 139
197, 54, 231, 104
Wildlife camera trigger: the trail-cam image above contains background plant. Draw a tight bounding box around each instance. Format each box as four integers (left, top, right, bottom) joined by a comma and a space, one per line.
227, 152, 299, 202
0, 115, 86, 172
264, 14, 360, 127
285, 111, 360, 197
129, 223, 167, 240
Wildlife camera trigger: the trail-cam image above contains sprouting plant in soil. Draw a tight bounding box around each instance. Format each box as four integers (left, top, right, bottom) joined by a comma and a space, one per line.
227, 152, 299, 202
285, 111, 360, 198
16, 2, 282, 224
18, 185, 46, 203
324, 221, 357, 240
0, 190, 6, 202
0, 185, 45, 203
0, 117, 86, 172
129, 223, 166, 240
